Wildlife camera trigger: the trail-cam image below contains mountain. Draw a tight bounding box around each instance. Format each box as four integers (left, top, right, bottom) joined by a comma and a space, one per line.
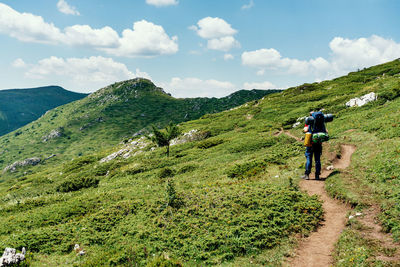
0, 60, 399, 266
0, 86, 87, 136
0, 79, 278, 170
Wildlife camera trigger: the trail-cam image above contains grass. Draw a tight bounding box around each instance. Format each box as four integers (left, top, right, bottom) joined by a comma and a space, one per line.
0, 60, 400, 265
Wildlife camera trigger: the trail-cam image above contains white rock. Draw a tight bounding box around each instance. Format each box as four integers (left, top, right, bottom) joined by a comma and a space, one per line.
355, 212, 363, 216
0, 247, 26, 266
346, 92, 377, 107
348, 215, 354, 220
292, 122, 301, 128
74, 244, 80, 251
327, 165, 334, 171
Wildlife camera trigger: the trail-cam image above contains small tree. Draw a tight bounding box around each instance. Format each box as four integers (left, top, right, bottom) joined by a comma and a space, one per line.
150, 122, 180, 157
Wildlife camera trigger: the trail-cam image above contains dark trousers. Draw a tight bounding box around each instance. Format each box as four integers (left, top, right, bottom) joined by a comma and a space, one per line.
305, 143, 322, 175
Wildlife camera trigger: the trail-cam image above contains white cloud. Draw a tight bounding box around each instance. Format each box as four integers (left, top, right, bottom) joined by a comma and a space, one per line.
224, 54, 234, 60
191, 17, 239, 52
57, 0, 80, 16
194, 17, 237, 39
243, 81, 276, 90
101, 20, 178, 57
207, 36, 240, 52
12, 58, 27, 68
0, 3, 64, 44
159, 77, 237, 98
63, 25, 120, 47
241, 0, 254, 10
24, 56, 150, 93
146, 0, 178, 7
329, 35, 400, 73
242, 35, 400, 80
0, 3, 178, 57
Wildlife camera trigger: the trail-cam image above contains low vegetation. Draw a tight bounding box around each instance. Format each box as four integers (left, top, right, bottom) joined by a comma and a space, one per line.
0, 60, 399, 265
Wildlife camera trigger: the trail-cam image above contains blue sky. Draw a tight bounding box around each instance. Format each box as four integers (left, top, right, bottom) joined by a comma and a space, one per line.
0, 0, 399, 97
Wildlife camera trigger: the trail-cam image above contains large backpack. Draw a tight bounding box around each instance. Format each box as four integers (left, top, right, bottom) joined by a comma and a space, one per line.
309, 112, 329, 143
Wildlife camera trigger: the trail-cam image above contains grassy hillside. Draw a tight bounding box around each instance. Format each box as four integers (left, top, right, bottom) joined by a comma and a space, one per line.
0, 60, 399, 266
0, 79, 277, 171
0, 86, 87, 136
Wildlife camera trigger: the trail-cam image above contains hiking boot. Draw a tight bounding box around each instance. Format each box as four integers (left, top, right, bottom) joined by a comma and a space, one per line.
315, 174, 320, 180
301, 174, 310, 180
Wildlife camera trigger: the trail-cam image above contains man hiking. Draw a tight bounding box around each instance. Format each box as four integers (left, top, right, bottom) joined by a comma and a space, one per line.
302, 111, 329, 180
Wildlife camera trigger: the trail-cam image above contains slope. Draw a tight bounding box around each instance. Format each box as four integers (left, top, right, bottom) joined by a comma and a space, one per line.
0, 79, 277, 172
0, 86, 87, 136
0, 60, 399, 266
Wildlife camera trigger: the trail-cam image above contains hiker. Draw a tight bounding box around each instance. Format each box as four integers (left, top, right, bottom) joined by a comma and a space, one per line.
302, 111, 328, 180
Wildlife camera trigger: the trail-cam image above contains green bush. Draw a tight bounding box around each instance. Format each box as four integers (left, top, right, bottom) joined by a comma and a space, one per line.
147, 254, 182, 267
159, 167, 175, 179
196, 138, 224, 149
226, 160, 266, 179
177, 164, 197, 174
56, 176, 99, 192
63, 155, 98, 173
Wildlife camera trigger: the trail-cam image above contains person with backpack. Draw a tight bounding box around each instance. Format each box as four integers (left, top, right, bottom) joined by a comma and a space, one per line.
302, 111, 329, 180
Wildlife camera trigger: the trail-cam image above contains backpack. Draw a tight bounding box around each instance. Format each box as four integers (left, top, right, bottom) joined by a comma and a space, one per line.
309, 112, 329, 143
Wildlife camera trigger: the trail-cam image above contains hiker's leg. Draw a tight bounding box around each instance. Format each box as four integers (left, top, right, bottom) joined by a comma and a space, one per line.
305, 147, 313, 174
314, 144, 322, 175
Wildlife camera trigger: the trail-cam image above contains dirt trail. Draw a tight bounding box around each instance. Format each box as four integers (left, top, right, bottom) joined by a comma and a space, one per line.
284, 134, 356, 266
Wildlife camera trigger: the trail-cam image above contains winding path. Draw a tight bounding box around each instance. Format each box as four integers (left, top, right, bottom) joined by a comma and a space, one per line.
288, 144, 356, 267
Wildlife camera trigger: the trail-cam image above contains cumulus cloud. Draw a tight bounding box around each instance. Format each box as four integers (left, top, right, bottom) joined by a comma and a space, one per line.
243, 81, 276, 90
224, 54, 234, 60
0, 3, 178, 57
23, 56, 150, 93
329, 35, 400, 73
190, 17, 239, 52
57, 0, 80, 16
12, 58, 27, 68
101, 20, 178, 57
207, 36, 240, 52
0, 3, 64, 44
242, 35, 400, 80
146, 0, 178, 7
63, 25, 120, 47
241, 0, 254, 10
159, 77, 237, 98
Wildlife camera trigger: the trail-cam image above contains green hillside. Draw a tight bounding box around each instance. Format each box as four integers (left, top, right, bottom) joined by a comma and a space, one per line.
0, 80, 277, 171
0, 86, 87, 136
0, 60, 399, 266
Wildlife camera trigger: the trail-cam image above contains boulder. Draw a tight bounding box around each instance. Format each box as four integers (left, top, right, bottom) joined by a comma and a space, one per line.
3, 157, 41, 173
0, 248, 26, 266
42, 128, 63, 142
170, 129, 209, 146
346, 92, 377, 107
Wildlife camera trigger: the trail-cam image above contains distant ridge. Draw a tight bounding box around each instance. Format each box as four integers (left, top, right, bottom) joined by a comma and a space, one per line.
0, 86, 87, 136
0, 78, 278, 168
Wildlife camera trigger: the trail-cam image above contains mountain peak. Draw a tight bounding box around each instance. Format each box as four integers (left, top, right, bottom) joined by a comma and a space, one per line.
89, 78, 169, 101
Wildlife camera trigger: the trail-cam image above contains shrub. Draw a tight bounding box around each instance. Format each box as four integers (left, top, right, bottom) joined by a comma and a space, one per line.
177, 164, 197, 174
226, 160, 266, 179
159, 167, 175, 179
63, 155, 98, 173
56, 176, 99, 192
165, 179, 183, 209
196, 138, 223, 149
147, 254, 182, 267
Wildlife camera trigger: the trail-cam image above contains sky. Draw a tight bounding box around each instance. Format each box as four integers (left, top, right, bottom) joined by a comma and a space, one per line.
0, 0, 399, 97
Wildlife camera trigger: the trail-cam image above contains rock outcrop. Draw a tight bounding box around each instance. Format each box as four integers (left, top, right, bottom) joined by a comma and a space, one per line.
3, 157, 41, 173
0, 248, 26, 266
170, 129, 209, 146
100, 137, 149, 163
42, 128, 63, 142
346, 92, 377, 107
